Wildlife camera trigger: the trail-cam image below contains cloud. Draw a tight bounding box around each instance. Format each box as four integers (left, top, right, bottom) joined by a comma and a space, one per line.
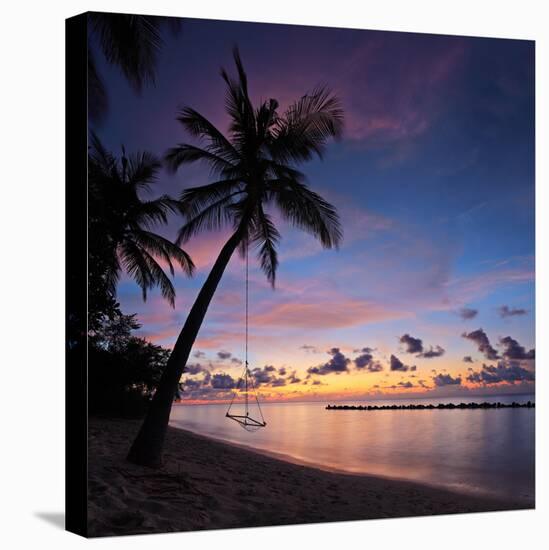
307, 348, 351, 375
458, 307, 478, 320
251, 366, 275, 386
179, 377, 204, 390
287, 371, 302, 384
499, 336, 535, 360
205, 364, 302, 389
419, 345, 446, 358
390, 354, 414, 372
195, 329, 251, 350
193, 350, 206, 358
185, 363, 208, 375
433, 373, 462, 386
210, 373, 237, 389
462, 328, 499, 360
253, 299, 407, 329
217, 351, 232, 360
398, 381, 414, 388
399, 334, 423, 354
300, 345, 320, 353
179, 358, 307, 399
463, 355, 474, 363
354, 347, 384, 372
498, 305, 528, 318
341, 37, 467, 149
363, 362, 384, 373
249, 365, 288, 388
399, 334, 444, 358
445, 259, 534, 304
463, 332, 534, 363
466, 362, 535, 385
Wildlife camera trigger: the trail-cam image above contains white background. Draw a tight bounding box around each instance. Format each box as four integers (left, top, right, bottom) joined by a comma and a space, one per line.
0, 0, 547, 548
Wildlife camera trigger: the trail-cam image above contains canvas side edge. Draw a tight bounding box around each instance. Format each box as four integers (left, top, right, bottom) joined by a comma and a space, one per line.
65, 12, 89, 539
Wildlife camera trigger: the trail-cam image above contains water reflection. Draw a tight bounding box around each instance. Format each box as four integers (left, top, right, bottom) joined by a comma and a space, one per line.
169, 394, 534, 501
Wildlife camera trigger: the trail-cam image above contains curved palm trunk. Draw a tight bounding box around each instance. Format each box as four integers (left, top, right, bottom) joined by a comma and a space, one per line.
127, 227, 244, 467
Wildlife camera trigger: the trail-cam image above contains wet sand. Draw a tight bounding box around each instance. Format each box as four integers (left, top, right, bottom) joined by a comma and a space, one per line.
87, 417, 533, 537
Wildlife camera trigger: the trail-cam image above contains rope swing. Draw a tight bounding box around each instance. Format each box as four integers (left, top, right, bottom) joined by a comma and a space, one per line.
225, 241, 267, 431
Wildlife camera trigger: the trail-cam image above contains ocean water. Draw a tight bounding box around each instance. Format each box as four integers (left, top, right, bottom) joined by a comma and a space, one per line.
169, 394, 535, 502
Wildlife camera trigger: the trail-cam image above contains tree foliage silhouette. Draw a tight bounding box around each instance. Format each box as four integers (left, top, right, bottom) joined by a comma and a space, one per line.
88, 13, 178, 122
88, 133, 194, 309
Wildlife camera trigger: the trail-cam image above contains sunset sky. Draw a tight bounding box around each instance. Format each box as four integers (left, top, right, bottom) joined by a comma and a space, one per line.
92, 17, 535, 402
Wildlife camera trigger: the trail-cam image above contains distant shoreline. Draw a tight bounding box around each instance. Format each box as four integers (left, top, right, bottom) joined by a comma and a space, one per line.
326, 400, 535, 411
173, 393, 536, 407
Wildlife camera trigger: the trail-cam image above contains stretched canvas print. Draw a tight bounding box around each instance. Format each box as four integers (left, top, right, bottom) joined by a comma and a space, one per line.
66, 11, 535, 538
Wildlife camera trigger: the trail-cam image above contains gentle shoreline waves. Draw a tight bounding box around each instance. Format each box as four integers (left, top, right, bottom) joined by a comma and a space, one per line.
169, 395, 535, 502
88, 416, 533, 537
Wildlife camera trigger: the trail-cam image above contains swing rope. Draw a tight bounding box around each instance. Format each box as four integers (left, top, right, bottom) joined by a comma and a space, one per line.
245, 237, 249, 369
225, 239, 267, 430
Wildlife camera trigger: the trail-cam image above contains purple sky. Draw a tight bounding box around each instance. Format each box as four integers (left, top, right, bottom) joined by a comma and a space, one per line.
91, 16, 535, 402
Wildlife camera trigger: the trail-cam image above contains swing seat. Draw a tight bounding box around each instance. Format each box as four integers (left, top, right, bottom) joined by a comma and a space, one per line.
225, 364, 267, 432
225, 412, 267, 430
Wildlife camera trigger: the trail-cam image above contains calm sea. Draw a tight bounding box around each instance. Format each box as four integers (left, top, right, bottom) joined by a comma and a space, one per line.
169, 394, 535, 502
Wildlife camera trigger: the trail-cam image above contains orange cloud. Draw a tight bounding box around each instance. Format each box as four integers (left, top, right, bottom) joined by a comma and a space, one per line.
252, 299, 408, 329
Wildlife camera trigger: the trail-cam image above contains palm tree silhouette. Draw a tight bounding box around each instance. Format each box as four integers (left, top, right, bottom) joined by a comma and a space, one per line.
128, 48, 343, 467
88, 133, 194, 307
88, 12, 178, 123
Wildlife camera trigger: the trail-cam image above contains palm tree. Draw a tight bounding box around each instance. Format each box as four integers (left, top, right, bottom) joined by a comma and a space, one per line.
127, 48, 343, 467
88, 132, 194, 310
88, 13, 178, 123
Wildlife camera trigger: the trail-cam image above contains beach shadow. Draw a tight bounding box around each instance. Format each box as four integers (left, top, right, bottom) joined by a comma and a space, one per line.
35, 512, 65, 530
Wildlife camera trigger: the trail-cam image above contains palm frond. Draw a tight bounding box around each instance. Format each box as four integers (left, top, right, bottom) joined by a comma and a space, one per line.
176, 107, 240, 164
256, 99, 279, 141
89, 131, 116, 172
220, 48, 255, 144
164, 144, 237, 176
102, 245, 121, 297
179, 179, 243, 218
137, 246, 178, 307
176, 192, 242, 245
270, 179, 342, 249
125, 151, 162, 190
132, 230, 195, 276
252, 206, 280, 287
232, 47, 249, 99
118, 239, 178, 307
131, 196, 175, 228
118, 240, 155, 302
269, 86, 344, 163
89, 134, 122, 200
264, 160, 306, 183
89, 13, 163, 91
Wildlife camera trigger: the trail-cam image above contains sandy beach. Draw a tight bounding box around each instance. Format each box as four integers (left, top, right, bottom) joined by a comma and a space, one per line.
87, 416, 533, 537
